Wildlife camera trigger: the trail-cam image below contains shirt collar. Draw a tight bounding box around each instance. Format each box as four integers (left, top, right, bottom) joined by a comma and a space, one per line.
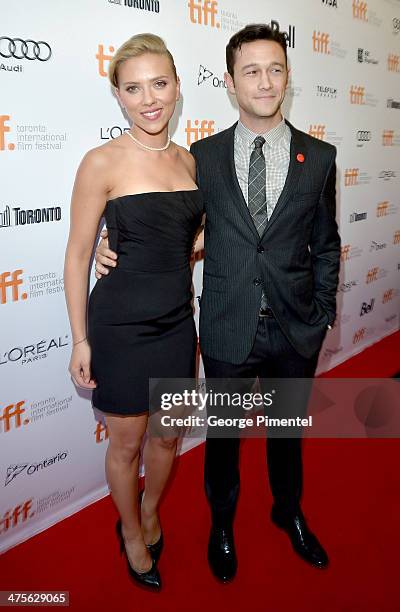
236, 117, 288, 149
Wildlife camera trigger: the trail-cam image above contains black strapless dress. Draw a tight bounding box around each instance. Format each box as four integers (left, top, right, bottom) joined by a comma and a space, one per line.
87, 190, 204, 414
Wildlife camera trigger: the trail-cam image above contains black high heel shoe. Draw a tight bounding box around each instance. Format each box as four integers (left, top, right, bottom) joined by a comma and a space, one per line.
115, 519, 161, 590
139, 490, 164, 563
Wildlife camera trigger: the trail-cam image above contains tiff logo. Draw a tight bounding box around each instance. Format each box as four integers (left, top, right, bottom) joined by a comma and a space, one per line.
0, 270, 27, 304
376, 201, 389, 217
383, 289, 395, 303
185, 120, 214, 146
95, 422, 109, 443
309, 124, 325, 140
366, 267, 378, 283
387, 54, 400, 72
188, 0, 220, 28
352, 0, 367, 21
382, 130, 394, 146
312, 31, 330, 54
96, 44, 115, 77
353, 328, 366, 343
344, 168, 359, 186
0, 500, 34, 534
0, 115, 15, 151
341, 245, 351, 261
394, 231, 400, 245
0, 401, 26, 433
350, 86, 365, 104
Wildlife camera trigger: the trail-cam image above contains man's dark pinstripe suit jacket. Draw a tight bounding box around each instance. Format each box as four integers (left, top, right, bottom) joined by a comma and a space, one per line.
190, 119, 341, 365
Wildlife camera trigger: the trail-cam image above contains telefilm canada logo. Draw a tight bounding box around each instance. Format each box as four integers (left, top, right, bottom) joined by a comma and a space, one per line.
316, 84, 337, 99
108, 0, 160, 12
0, 204, 62, 228
5, 451, 69, 486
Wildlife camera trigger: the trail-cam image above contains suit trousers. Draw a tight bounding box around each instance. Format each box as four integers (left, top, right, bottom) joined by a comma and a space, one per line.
202, 315, 319, 527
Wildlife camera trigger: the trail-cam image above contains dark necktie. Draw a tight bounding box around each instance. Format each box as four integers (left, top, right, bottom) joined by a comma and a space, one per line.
248, 136, 268, 310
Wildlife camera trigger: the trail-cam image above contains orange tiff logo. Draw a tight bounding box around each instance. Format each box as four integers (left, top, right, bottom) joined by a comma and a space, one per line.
353, 328, 366, 344
312, 31, 330, 54
95, 422, 109, 443
0, 401, 27, 433
185, 120, 215, 146
350, 86, 365, 104
0, 115, 15, 151
382, 289, 394, 303
344, 168, 359, 186
188, 0, 220, 27
366, 267, 379, 283
387, 54, 400, 72
382, 130, 394, 146
0, 270, 27, 304
353, 0, 367, 20
96, 44, 115, 77
376, 201, 389, 217
341, 245, 351, 261
0, 500, 34, 535
309, 124, 326, 140
394, 230, 400, 244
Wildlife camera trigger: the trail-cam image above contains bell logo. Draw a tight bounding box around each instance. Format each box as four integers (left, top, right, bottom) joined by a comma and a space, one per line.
366, 267, 379, 284
394, 231, 400, 245
350, 86, 365, 104
344, 168, 359, 186
0, 270, 27, 304
382, 289, 394, 303
353, 0, 368, 20
188, 0, 220, 28
0, 115, 15, 151
376, 201, 389, 217
0, 500, 34, 534
312, 31, 330, 54
341, 245, 351, 261
0, 401, 27, 433
95, 422, 109, 443
382, 130, 394, 146
309, 125, 326, 140
96, 44, 115, 77
353, 328, 366, 344
388, 54, 400, 72
185, 120, 215, 146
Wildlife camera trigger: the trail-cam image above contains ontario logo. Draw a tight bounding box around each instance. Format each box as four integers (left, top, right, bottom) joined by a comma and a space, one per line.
5, 451, 68, 486
197, 65, 226, 88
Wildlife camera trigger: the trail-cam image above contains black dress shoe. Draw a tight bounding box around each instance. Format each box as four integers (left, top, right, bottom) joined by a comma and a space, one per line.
116, 519, 161, 589
271, 506, 329, 569
208, 525, 237, 582
139, 490, 164, 563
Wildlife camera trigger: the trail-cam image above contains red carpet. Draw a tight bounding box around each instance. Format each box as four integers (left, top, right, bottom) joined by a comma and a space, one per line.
1, 332, 399, 611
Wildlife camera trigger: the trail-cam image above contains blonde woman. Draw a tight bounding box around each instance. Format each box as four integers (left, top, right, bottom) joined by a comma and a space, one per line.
64, 34, 204, 590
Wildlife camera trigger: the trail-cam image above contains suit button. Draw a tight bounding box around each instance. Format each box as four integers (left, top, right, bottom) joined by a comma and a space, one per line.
253, 278, 262, 286
257, 245, 264, 253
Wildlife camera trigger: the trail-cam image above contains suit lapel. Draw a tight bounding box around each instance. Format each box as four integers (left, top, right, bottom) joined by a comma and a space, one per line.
261, 120, 308, 237
219, 124, 260, 240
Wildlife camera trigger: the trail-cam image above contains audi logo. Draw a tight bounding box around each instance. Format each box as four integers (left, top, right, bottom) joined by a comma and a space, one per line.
357, 130, 371, 141
0, 37, 52, 61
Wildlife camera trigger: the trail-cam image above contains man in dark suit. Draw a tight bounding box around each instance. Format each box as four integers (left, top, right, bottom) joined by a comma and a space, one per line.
95, 24, 340, 582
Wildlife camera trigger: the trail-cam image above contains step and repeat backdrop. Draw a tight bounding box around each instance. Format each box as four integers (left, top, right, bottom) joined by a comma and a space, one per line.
1, 0, 399, 553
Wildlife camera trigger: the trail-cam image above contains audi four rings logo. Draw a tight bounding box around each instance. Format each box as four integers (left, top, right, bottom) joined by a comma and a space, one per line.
357, 130, 371, 141
0, 37, 52, 61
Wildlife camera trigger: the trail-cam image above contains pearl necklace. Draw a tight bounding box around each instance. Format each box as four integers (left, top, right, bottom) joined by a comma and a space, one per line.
126, 130, 171, 152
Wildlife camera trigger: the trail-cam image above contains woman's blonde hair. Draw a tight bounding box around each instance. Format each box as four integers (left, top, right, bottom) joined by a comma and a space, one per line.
108, 33, 177, 87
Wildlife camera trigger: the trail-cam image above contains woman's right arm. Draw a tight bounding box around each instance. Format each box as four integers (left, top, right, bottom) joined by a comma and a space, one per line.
64, 149, 109, 388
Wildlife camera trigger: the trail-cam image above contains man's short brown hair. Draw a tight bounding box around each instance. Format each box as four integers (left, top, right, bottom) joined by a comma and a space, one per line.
226, 23, 288, 78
